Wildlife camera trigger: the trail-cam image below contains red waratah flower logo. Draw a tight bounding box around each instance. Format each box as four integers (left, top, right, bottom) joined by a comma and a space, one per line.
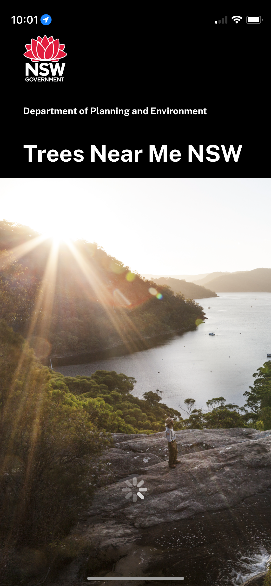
24, 36, 67, 62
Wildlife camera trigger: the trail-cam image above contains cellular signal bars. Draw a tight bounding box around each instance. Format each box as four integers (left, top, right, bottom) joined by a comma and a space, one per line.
215, 16, 227, 24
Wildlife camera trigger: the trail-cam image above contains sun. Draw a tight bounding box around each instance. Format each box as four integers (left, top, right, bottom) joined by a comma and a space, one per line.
38, 222, 73, 245
51, 232, 71, 245
42, 226, 73, 245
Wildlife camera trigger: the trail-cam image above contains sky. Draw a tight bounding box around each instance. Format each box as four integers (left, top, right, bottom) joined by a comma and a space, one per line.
0, 177, 270, 275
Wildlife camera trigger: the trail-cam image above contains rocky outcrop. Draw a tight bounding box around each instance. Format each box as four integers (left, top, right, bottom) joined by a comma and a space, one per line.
243, 574, 266, 586
47, 428, 271, 586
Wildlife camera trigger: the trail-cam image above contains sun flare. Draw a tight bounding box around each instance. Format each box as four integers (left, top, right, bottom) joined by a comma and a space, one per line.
41, 226, 73, 245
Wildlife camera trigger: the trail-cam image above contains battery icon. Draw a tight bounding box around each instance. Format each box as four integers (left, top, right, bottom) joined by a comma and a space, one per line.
246, 16, 262, 24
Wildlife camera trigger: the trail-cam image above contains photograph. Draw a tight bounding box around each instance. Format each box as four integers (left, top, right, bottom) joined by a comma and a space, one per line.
1, 178, 271, 586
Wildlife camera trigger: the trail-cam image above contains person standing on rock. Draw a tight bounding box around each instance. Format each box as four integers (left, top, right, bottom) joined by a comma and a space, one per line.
165, 417, 180, 469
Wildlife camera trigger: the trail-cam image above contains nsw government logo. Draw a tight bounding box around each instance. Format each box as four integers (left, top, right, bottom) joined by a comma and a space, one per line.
24, 36, 67, 82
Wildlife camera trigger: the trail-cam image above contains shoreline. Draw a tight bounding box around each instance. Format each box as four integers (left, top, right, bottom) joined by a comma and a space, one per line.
45, 324, 201, 368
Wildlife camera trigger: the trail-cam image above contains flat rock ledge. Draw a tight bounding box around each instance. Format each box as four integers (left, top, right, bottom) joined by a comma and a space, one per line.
48, 428, 271, 586
243, 573, 267, 586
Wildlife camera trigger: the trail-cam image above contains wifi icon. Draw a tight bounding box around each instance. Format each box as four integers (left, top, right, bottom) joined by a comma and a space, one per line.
232, 16, 242, 23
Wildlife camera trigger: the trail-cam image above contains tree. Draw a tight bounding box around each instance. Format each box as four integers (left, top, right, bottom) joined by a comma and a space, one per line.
91, 370, 136, 395
206, 397, 226, 410
243, 361, 271, 411
184, 398, 196, 413
243, 361, 271, 429
224, 403, 240, 410
204, 407, 245, 429
258, 406, 271, 431
185, 408, 204, 429
143, 390, 162, 407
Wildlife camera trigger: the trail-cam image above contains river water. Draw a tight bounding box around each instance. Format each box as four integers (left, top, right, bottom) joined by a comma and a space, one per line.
55, 292, 271, 415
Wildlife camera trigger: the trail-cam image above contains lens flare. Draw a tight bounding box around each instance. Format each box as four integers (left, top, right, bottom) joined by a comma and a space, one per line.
113, 289, 131, 306
149, 287, 163, 300
126, 271, 136, 282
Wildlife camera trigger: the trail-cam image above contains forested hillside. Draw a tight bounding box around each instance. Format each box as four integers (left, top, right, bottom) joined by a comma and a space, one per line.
153, 277, 217, 299
201, 268, 271, 292
0, 220, 205, 360
191, 271, 229, 286
142, 272, 209, 282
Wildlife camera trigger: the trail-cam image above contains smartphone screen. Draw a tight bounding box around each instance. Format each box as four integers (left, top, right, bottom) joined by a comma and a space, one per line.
0, 11, 270, 586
